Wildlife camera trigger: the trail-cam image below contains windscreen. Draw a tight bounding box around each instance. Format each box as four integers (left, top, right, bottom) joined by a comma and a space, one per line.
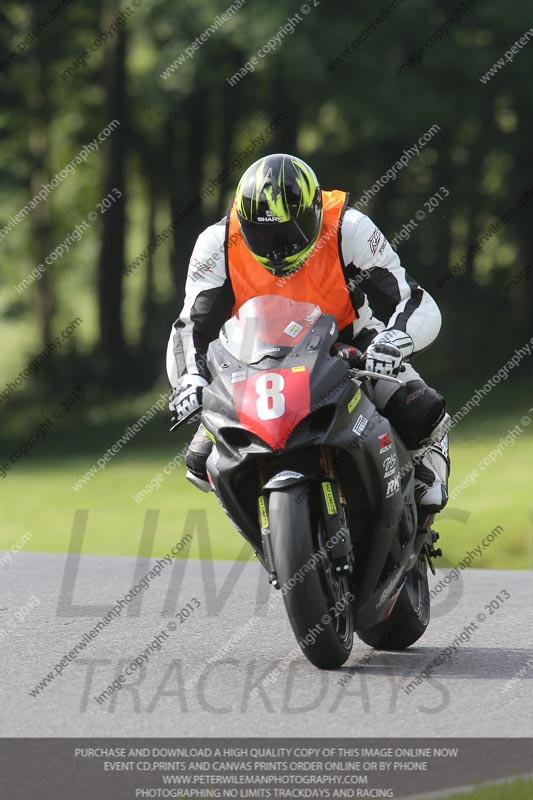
219, 295, 323, 364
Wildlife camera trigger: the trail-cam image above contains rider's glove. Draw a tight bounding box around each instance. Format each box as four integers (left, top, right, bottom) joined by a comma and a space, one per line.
365, 342, 403, 376
169, 375, 208, 428
365, 330, 413, 376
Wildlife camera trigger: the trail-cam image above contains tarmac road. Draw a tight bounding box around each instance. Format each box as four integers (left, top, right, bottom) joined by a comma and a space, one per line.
1, 551, 532, 741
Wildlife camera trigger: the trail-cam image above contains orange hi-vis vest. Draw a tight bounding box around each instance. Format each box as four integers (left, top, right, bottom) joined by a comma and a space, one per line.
226, 189, 357, 331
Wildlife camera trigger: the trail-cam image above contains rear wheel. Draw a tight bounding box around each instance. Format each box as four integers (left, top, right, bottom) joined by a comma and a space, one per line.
357, 556, 430, 650
268, 483, 353, 669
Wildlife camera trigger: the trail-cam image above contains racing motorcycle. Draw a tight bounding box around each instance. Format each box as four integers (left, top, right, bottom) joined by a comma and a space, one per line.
174, 295, 442, 669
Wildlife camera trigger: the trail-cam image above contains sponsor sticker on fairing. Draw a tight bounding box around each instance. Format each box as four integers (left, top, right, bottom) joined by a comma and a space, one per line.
352, 414, 368, 437
383, 452, 397, 479
272, 470, 305, 481
378, 432, 392, 452
305, 308, 321, 324
231, 369, 248, 384
283, 321, 303, 338
386, 474, 400, 496
347, 389, 361, 414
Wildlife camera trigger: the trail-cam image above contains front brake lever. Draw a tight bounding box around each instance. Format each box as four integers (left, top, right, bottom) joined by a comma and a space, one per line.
348, 368, 406, 387
170, 407, 202, 432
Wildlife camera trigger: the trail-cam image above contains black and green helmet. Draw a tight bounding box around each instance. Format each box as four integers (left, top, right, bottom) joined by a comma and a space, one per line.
235, 153, 323, 276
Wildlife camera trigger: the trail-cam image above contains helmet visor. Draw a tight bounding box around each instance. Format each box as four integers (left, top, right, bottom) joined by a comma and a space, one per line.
238, 206, 321, 271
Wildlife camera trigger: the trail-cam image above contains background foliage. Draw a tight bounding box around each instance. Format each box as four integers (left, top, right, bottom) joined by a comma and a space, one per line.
0, 0, 531, 564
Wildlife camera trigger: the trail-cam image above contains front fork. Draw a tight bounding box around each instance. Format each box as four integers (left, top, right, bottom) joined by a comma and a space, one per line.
256, 448, 353, 590
319, 447, 353, 575
256, 463, 279, 587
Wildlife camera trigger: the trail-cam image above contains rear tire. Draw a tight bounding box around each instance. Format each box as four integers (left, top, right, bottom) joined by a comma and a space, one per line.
357, 556, 430, 650
269, 483, 353, 669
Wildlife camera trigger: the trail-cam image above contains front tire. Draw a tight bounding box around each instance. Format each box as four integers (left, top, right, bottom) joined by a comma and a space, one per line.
268, 483, 353, 669
357, 556, 430, 650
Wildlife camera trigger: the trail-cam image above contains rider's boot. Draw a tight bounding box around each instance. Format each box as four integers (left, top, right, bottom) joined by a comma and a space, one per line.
185, 424, 213, 492
411, 414, 451, 515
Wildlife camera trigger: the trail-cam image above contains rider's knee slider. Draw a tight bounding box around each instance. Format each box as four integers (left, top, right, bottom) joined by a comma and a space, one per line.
384, 381, 446, 450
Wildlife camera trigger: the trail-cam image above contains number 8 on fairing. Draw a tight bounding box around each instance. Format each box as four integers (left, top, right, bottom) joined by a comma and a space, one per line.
256, 372, 285, 420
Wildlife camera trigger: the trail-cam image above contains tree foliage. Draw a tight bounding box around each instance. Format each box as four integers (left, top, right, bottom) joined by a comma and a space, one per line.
0, 0, 531, 392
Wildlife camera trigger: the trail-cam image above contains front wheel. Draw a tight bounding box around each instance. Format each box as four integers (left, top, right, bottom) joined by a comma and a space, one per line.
357, 556, 430, 650
268, 483, 353, 669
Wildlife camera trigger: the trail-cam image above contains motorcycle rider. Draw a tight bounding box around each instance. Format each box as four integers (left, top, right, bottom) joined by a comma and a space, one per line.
166, 153, 450, 514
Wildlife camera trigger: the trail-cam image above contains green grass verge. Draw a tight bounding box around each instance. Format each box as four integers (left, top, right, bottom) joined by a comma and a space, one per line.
0, 452, 245, 561
421, 775, 533, 799
1, 409, 532, 565
437, 414, 533, 569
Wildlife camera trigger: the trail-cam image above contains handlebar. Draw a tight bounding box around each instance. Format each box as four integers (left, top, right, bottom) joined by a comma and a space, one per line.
347, 367, 406, 386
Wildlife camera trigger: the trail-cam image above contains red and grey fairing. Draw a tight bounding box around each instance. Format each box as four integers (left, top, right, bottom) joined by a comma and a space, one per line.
201, 296, 418, 631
